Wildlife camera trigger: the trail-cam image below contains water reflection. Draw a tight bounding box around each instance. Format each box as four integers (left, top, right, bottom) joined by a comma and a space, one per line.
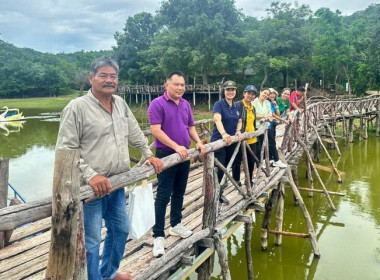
0, 120, 26, 136
208, 135, 380, 280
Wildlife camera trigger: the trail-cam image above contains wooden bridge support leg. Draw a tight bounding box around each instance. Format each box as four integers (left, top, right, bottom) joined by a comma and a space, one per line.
278, 153, 321, 257
290, 165, 299, 206
45, 148, 85, 280
359, 116, 363, 142
274, 183, 285, 246
0, 159, 9, 249
214, 234, 232, 280
377, 112, 380, 137
261, 186, 281, 250
198, 152, 219, 280
364, 118, 369, 139
244, 222, 254, 280
296, 138, 337, 210
310, 122, 342, 183
349, 118, 354, 143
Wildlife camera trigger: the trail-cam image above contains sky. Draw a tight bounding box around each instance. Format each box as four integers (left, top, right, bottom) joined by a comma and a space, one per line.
0, 0, 379, 54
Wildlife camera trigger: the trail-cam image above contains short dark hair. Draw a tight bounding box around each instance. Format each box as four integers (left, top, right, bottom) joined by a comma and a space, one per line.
297, 86, 306, 92
166, 71, 184, 81
90, 56, 119, 75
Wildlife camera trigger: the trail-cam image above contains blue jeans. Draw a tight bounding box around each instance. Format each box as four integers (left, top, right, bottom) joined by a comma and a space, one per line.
83, 189, 129, 280
153, 149, 190, 237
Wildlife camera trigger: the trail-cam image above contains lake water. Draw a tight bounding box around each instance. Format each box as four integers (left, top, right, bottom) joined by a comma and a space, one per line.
1, 108, 380, 279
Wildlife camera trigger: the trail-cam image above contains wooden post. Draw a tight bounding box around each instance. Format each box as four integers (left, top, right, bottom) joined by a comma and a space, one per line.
364, 118, 369, 139
359, 114, 363, 142
241, 142, 252, 195
296, 137, 337, 211
45, 148, 86, 280
260, 186, 280, 250
214, 234, 231, 280
0, 159, 9, 249
244, 222, 254, 280
376, 99, 380, 137
349, 118, 354, 143
278, 152, 320, 257
303, 85, 314, 196
274, 183, 285, 246
197, 152, 219, 280
310, 122, 343, 183
208, 85, 211, 111
193, 78, 196, 106
290, 165, 299, 206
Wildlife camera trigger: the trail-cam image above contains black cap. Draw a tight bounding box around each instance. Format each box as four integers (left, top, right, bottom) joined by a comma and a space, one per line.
223, 80, 237, 89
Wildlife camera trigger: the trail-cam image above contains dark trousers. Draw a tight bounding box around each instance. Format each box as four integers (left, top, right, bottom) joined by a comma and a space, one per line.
258, 128, 279, 162
233, 142, 259, 183
153, 149, 190, 238
214, 143, 239, 185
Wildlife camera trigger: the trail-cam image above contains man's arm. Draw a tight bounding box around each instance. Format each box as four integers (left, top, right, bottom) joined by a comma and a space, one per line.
150, 124, 188, 159
189, 126, 205, 155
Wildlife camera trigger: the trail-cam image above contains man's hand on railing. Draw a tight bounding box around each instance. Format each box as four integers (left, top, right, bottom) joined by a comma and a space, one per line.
145, 156, 163, 174
175, 145, 189, 159
89, 174, 112, 197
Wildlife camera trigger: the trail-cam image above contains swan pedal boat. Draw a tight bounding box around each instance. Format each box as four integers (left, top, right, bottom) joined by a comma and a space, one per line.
0, 106, 25, 122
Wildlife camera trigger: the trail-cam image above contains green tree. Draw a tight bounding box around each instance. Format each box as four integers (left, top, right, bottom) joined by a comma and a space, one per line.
114, 12, 158, 83
140, 0, 242, 84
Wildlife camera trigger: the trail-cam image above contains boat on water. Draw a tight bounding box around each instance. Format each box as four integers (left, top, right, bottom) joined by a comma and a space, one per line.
0, 106, 25, 122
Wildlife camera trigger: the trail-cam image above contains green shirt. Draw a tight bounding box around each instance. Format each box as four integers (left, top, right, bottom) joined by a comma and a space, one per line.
276, 97, 291, 116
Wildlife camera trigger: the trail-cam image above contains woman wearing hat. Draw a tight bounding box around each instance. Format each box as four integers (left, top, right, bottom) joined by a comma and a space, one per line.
210, 80, 243, 205
233, 85, 259, 185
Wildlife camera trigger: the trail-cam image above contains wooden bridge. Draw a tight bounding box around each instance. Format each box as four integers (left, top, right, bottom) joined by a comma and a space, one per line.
118, 83, 221, 110
0, 93, 379, 279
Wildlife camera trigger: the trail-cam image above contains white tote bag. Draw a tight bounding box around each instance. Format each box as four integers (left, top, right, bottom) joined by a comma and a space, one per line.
128, 181, 155, 240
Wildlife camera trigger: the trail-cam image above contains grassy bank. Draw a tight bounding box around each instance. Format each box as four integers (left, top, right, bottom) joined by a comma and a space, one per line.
1, 93, 213, 120
0, 92, 79, 111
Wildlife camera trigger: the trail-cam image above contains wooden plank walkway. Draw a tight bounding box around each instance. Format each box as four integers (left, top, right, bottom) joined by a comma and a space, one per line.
0, 123, 290, 280
0, 162, 286, 279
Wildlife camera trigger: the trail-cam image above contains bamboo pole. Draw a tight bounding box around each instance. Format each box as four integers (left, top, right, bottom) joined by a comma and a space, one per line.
309, 122, 343, 183
0, 159, 9, 249
45, 148, 85, 280
244, 222, 254, 280
274, 183, 284, 246
295, 137, 337, 211
278, 152, 320, 257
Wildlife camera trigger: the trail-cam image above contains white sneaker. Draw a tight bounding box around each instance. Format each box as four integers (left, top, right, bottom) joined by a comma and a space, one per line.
272, 160, 287, 168
269, 160, 274, 164
153, 237, 165, 257
169, 223, 192, 238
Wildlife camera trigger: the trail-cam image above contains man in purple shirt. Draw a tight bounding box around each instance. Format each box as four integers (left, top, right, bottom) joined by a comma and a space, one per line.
148, 71, 205, 257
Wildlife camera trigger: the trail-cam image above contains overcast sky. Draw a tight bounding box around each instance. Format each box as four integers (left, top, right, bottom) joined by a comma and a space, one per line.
0, 0, 378, 54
